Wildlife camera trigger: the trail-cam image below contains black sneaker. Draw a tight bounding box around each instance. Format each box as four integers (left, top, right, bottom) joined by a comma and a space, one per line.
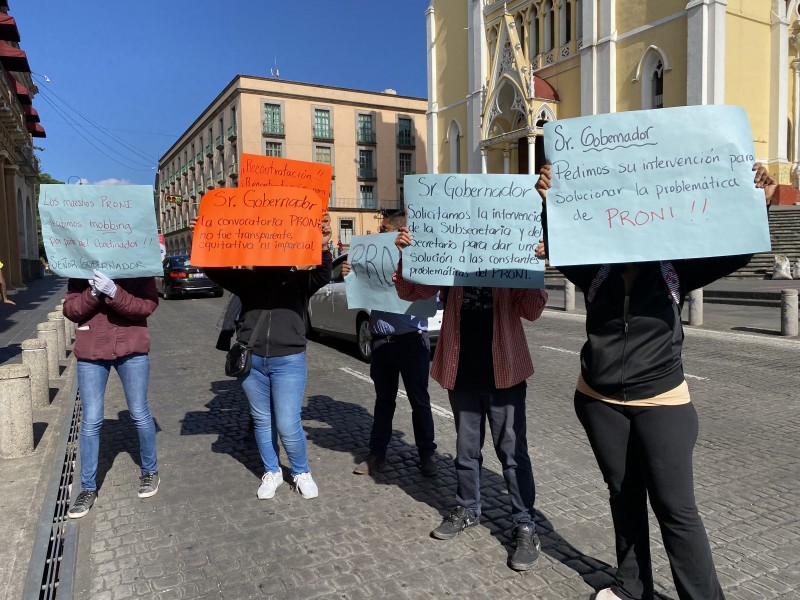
420, 455, 438, 477
67, 490, 97, 519
138, 472, 159, 498
431, 506, 479, 540
353, 454, 386, 475
508, 523, 541, 571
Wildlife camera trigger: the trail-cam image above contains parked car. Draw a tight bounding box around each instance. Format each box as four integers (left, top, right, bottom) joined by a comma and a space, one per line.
157, 255, 223, 300
308, 254, 443, 362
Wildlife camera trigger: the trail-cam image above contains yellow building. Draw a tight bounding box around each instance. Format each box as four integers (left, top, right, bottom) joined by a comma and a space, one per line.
157, 76, 427, 255
0, 1, 46, 291
427, 0, 799, 201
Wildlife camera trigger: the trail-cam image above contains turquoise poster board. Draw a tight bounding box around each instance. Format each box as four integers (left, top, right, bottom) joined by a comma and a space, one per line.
543, 105, 771, 266
402, 174, 545, 288
345, 232, 437, 316
39, 185, 163, 278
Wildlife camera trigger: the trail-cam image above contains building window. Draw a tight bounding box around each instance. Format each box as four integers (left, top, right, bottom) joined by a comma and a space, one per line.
652, 60, 664, 109
315, 145, 332, 164
529, 8, 539, 57
399, 152, 413, 178
263, 103, 283, 135
264, 142, 282, 157
576, 0, 583, 40
359, 185, 376, 209
314, 109, 333, 139
339, 218, 354, 245
398, 117, 414, 146
560, 1, 571, 45
358, 149, 375, 179
544, 1, 554, 52
357, 113, 375, 143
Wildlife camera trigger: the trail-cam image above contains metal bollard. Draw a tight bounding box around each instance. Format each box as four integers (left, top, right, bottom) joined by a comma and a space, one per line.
781, 289, 799, 337
22, 338, 49, 408
47, 311, 67, 360
564, 280, 576, 312
0, 363, 34, 458
687, 289, 704, 326
36, 322, 61, 379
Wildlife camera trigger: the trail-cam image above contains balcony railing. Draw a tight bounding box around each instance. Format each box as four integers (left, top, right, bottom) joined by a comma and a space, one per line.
313, 127, 334, 141
215, 135, 224, 149
227, 125, 237, 140
228, 163, 238, 178
205, 144, 213, 157
196, 152, 204, 164
398, 168, 416, 180
357, 129, 376, 144
216, 169, 225, 183
397, 132, 415, 147
181, 166, 188, 177
262, 121, 285, 136
359, 197, 377, 209
357, 167, 377, 180
206, 179, 214, 190
188, 159, 195, 170
325, 198, 402, 211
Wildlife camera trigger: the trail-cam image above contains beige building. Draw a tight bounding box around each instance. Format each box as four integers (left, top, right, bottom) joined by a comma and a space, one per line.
0, 1, 46, 292
157, 76, 427, 255
427, 0, 800, 202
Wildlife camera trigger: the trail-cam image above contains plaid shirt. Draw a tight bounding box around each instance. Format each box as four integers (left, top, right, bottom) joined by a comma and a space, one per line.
395, 259, 548, 390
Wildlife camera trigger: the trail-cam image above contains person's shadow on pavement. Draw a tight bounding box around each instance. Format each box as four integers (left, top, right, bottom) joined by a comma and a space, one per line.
93, 411, 163, 492
303, 393, 641, 593
179, 380, 261, 479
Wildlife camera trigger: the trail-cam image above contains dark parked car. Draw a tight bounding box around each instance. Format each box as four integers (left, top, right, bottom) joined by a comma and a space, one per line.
308, 254, 442, 362
157, 255, 223, 300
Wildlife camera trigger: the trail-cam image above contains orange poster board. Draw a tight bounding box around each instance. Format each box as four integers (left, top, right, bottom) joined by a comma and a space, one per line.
239, 154, 332, 208
190, 186, 325, 267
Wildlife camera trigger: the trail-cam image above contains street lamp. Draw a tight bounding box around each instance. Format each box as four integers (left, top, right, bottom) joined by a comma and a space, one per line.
66, 175, 82, 185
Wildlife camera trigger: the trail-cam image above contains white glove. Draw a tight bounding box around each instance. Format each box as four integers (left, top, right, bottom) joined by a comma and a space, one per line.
88, 279, 98, 296
92, 270, 117, 298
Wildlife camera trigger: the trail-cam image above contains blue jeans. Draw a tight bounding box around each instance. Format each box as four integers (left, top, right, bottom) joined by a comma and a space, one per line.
77, 353, 158, 491
239, 352, 310, 476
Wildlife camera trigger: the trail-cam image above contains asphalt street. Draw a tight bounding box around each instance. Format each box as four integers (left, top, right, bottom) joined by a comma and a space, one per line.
57, 291, 799, 600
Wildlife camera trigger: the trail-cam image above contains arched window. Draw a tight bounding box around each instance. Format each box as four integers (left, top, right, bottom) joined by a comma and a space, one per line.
560, 1, 572, 46
515, 14, 526, 59
651, 60, 664, 109
448, 121, 462, 174
576, 0, 583, 40
529, 8, 539, 57
544, 2, 554, 52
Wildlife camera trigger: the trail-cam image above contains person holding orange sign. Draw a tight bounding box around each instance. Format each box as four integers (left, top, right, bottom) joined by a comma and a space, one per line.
201, 220, 332, 501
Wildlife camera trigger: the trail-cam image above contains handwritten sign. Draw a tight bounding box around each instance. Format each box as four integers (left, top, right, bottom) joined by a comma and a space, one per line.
190, 186, 324, 267
38, 185, 162, 278
402, 174, 545, 288
239, 154, 332, 208
345, 232, 437, 316
543, 105, 772, 265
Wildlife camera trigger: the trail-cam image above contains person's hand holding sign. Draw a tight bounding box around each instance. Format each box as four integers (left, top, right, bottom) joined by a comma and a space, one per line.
92, 270, 118, 298
394, 227, 412, 253
752, 163, 777, 205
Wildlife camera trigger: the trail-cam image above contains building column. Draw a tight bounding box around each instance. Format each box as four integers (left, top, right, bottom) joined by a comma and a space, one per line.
792, 52, 800, 186
0, 153, 9, 288
528, 135, 536, 175
468, 0, 487, 174
595, 0, 616, 113
481, 148, 488, 174
3, 163, 21, 287
770, 2, 790, 181
503, 148, 511, 174
579, 0, 598, 115
426, 4, 439, 174
686, 0, 727, 105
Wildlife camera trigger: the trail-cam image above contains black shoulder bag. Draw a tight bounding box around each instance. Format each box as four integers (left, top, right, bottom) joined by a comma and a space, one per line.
224, 311, 268, 377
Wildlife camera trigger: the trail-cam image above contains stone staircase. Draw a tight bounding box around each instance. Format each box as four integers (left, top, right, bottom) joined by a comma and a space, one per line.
732, 205, 800, 279
544, 205, 800, 280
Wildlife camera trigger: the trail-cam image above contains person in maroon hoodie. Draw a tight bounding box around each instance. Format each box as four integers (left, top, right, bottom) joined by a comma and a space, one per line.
62, 269, 160, 518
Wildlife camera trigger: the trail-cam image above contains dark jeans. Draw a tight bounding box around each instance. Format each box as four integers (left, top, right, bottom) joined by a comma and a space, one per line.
368, 332, 436, 459
448, 382, 535, 525
574, 392, 725, 600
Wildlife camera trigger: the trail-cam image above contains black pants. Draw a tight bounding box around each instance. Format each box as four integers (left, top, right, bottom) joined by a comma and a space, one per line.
448, 382, 535, 525
574, 392, 725, 600
368, 332, 436, 458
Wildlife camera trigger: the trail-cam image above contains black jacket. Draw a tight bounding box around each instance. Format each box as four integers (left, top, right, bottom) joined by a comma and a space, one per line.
205, 251, 332, 357
560, 254, 751, 400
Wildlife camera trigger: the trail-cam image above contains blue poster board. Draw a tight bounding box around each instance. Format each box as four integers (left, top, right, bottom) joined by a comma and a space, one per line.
345, 232, 437, 316
402, 174, 545, 288
543, 105, 771, 266
39, 185, 163, 278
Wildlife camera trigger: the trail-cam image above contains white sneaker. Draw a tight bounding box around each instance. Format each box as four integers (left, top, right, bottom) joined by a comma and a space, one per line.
595, 589, 622, 600
293, 472, 319, 499
257, 471, 283, 499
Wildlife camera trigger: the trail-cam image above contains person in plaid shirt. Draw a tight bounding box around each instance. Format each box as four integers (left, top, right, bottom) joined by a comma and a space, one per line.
393, 228, 548, 571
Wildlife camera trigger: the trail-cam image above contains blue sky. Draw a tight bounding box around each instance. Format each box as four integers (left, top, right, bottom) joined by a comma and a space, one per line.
12, 1, 430, 185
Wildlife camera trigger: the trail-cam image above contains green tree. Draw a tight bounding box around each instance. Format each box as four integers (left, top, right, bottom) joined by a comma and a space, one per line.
37, 173, 63, 261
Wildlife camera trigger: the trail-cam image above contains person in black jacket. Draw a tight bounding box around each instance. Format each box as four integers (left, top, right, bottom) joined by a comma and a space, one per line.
203, 222, 332, 501
536, 163, 776, 600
